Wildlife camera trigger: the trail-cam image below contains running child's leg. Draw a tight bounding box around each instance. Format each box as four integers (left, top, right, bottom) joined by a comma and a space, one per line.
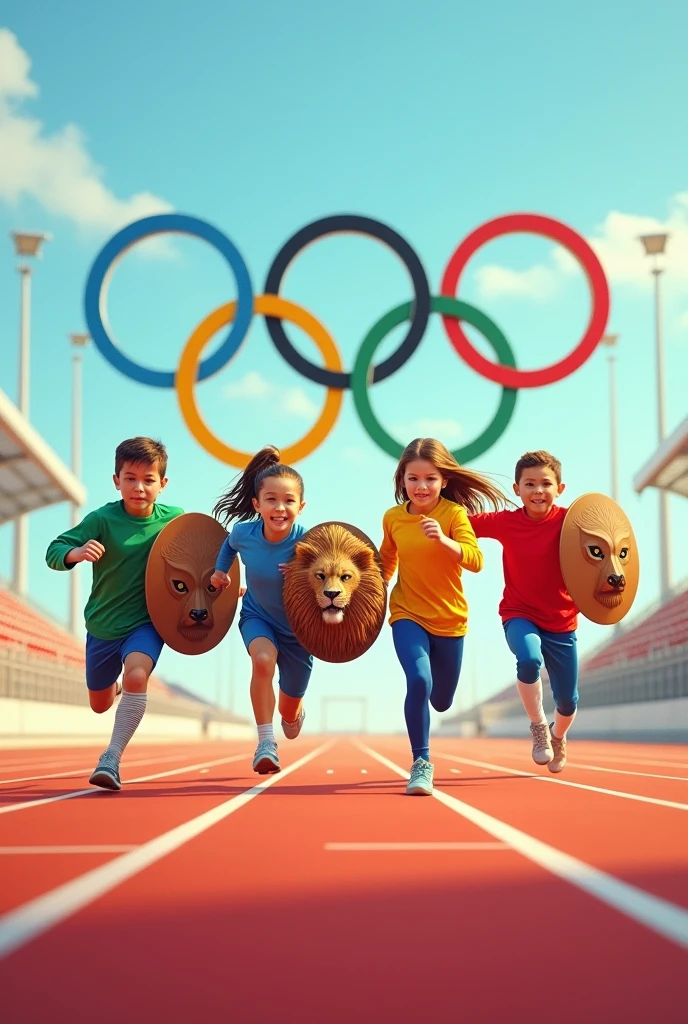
275, 634, 313, 740
85, 633, 122, 714
541, 629, 578, 772
428, 634, 465, 714
504, 618, 553, 765
392, 619, 433, 762
89, 624, 163, 791
247, 636, 281, 773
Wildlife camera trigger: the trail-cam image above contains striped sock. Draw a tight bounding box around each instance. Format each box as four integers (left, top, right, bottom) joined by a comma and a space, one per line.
107, 691, 147, 760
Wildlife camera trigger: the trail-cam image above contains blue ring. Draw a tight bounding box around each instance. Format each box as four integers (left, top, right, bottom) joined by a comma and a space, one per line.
84, 214, 253, 388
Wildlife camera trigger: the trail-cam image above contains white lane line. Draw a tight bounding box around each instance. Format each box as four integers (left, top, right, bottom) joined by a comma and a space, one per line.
0, 742, 331, 960
325, 842, 508, 851
0, 751, 235, 787
567, 763, 688, 784
0, 753, 247, 817
0, 846, 138, 855
357, 743, 688, 950
434, 752, 688, 813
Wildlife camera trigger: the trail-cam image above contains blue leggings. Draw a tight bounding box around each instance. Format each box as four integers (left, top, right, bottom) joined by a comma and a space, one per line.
392, 619, 464, 762
504, 618, 578, 717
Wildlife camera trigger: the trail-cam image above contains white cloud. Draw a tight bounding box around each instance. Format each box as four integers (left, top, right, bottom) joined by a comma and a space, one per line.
223, 372, 318, 418
0, 29, 172, 236
224, 371, 273, 399
475, 263, 559, 301
473, 191, 688, 300
394, 418, 463, 444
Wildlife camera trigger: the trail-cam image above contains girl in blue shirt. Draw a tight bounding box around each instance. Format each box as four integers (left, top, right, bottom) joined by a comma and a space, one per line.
211, 446, 312, 774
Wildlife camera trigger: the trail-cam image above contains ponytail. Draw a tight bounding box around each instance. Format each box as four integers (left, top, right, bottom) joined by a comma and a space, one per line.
213, 446, 305, 526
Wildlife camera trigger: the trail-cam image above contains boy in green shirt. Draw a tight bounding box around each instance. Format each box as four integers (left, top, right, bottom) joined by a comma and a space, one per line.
46, 437, 183, 790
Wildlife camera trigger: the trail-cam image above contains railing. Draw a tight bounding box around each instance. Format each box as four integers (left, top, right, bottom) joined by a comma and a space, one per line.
0, 647, 244, 724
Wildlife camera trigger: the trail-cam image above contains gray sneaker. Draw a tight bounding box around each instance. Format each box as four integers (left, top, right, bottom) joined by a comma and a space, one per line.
530, 722, 554, 765
406, 757, 434, 796
282, 708, 305, 740
548, 725, 567, 773
252, 739, 281, 774
89, 750, 121, 791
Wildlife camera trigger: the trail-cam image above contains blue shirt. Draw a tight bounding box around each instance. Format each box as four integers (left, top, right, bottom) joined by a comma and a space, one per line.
215, 519, 306, 633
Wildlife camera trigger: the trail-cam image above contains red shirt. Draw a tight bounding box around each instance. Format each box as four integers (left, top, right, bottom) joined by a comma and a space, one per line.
470, 505, 578, 632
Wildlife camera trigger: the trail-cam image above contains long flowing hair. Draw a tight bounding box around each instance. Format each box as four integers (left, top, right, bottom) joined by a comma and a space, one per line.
393, 438, 512, 515
212, 446, 305, 526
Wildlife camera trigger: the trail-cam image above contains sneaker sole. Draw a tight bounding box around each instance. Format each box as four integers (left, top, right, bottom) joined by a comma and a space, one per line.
406, 786, 433, 796
532, 751, 554, 765
253, 757, 281, 775
89, 770, 121, 791
547, 761, 566, 773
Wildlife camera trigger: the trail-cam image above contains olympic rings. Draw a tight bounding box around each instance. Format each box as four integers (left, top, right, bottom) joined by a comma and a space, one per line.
85, 209, 611, 467
84, 214, 253, 388
440, 213, 610, 389
175, 295, 344, 468
263, 215, 431, 390
352, 297, 518, 463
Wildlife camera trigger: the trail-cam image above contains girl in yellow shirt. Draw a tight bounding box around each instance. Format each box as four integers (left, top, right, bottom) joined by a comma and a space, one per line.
380, 437, 509, 796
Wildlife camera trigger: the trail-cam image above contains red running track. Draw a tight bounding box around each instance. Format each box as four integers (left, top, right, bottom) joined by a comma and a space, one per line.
0, 735, 687, 1022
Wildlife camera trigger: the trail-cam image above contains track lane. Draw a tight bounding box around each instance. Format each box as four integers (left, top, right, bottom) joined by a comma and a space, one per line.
0, 739, 685, 1022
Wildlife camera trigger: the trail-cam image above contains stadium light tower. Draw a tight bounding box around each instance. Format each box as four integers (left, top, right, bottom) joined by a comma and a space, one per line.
10, 230, 51, 595
600, 334, 620, 503
639, 232, 671, 600
68, 333, 90, 635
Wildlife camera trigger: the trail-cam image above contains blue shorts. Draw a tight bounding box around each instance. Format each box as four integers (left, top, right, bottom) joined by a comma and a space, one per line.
239, 615, 313, 699
85, 623, 164, 692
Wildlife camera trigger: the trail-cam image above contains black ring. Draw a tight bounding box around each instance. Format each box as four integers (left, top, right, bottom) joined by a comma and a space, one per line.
263, 215, 431, 390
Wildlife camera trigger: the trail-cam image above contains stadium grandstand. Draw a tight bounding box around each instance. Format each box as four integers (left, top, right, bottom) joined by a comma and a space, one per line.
438, 415, 688, 744
1, 386, 249, 742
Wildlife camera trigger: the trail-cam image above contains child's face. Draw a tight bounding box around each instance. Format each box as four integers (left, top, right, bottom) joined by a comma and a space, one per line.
252, 475, 305, 542
403, 459, 447, 513
513, 464, 564, 519
114, 460, 167, 517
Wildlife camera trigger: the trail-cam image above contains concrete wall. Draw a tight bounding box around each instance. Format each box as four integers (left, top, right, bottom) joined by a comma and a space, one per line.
470, 696, 688, 741
0, 696, 253, 745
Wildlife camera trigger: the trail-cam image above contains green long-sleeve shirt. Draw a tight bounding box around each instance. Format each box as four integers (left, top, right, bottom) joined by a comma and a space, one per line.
46, 500, 184, 640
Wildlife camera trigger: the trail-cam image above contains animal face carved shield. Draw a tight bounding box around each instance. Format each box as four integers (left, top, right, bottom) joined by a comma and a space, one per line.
283, 521, 387, 663
560, 494, 639, 625
145, 513, 240, 654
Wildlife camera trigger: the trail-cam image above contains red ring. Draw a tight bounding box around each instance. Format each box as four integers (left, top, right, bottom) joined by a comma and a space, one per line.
440, 213, 610, 388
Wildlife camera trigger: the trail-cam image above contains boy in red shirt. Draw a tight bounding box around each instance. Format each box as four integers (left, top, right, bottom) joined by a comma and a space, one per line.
470, 450, 578, 771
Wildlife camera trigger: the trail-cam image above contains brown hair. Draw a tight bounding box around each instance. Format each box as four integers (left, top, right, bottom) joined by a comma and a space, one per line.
115, 437, 168, 478
394, 438, 511, 515
514, 450, 562, 485
212, 445, 305, 526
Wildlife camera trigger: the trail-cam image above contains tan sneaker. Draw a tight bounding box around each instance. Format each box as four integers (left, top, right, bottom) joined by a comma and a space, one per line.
530, 722, 554, 765
548, 725, 567, 772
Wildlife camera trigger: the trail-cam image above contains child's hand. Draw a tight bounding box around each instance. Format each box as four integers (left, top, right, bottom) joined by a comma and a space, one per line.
420, 516, 443, 542
239, 586, 247, 597
71, 540, 105, 563
278, 562, 289, 576
210, 570, 230, 591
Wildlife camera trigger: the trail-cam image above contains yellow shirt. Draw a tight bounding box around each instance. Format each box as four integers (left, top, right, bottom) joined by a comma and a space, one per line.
380, 497, 483, 637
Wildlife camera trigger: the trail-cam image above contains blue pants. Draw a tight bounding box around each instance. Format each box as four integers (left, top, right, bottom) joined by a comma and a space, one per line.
239, 614, 313, 699
85, 623, 164, 692
392, 618, 464, 762
504, 618, 578, 717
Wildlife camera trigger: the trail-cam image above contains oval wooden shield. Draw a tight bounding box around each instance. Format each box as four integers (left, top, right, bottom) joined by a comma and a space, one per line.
560, 493, 639, 625
145, 513, 240, 655
283, 521, 387, 663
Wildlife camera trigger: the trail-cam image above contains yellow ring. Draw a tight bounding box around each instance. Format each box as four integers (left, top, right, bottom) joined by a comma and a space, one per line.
175, 294, 344, 468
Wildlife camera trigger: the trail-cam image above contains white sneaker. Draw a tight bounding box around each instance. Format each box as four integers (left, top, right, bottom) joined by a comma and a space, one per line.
406, 757, 434, 796
252, 739, 280, 774
530, 722, 554, 765
282, 708, 305, 740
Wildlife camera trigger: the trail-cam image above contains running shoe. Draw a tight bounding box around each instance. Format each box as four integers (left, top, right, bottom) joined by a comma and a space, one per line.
406, 757, 434, 796
281, 708, 305, 740
252, 739, 281, 774
548, 726, 567, 773
89, 750, 121, 791
530, 722, 554, 765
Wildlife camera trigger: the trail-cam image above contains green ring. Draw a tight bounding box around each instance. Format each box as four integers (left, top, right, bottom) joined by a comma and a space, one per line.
351, 295, 518, 463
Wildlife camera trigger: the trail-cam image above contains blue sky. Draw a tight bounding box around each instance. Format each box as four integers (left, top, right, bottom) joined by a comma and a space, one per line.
1, 1, 687, 734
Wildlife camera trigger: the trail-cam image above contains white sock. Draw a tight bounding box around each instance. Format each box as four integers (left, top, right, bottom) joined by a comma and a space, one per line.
553, 709, 576, 739
107, 691, 147, 760
257, 724, 274, 742
517, 679, 548, 725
